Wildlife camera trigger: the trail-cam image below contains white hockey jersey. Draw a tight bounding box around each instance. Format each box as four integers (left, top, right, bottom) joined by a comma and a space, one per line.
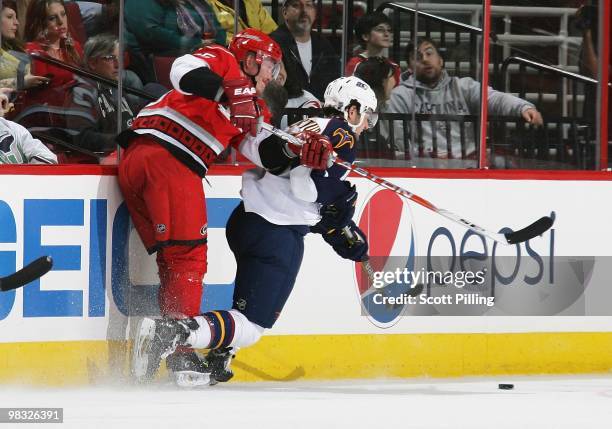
238, 114, 361, 226
237, 128, 321, 226
0, 118, 57, 164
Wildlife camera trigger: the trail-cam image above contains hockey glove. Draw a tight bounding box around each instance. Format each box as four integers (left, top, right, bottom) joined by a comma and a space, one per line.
322, 221, 369, 262
287, 130, 333, 170
223, 77, 260, 137
310, 182, 358, 233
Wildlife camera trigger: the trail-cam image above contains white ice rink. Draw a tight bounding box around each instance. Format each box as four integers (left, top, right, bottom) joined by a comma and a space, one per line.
2, 376, 612, 428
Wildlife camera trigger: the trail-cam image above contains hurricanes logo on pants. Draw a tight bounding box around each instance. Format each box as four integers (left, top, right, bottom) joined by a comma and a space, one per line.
156, 224, 166, 233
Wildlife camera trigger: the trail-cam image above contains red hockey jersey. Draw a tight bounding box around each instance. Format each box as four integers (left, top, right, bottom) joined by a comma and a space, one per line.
124, 45, 249, 176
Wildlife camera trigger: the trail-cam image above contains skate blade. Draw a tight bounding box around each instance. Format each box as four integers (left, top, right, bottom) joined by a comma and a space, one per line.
131, 318, 156, 381
173, 371, 212, 388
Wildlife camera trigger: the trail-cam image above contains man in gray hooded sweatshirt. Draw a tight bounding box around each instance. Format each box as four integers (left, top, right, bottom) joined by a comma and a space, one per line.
386, 37, 542, 168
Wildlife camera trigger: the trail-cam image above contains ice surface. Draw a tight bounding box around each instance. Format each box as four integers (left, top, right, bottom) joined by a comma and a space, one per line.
1, 376, 612, 428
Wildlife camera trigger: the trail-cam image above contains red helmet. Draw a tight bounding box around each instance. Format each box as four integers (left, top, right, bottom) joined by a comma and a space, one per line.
229, 28, 282, 65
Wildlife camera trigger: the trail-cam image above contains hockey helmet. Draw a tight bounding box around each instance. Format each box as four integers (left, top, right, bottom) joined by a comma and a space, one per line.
323, 76, 379, 131
229, 29, 282, 78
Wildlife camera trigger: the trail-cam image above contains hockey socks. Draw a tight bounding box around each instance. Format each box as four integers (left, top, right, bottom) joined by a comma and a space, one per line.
192, 311, 235, 349
187, 310, 264, 349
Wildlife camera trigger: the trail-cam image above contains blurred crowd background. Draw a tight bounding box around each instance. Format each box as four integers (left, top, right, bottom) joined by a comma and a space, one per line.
0, 0, 609, 170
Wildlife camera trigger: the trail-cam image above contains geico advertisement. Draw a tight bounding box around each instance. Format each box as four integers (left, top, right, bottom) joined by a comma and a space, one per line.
0, 174, 611, 342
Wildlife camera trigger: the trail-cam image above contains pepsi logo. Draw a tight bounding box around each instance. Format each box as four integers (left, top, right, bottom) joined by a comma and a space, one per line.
355, 188, 417, 328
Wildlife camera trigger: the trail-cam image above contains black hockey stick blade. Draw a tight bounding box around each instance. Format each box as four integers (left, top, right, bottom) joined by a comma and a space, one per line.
504, 215, 555, 245
0, 256, 53, 292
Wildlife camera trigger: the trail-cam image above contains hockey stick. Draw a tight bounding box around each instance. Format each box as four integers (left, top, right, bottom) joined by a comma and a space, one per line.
341, 225, 376, 280
262, 123, 554, 245
0, 256, 53, 292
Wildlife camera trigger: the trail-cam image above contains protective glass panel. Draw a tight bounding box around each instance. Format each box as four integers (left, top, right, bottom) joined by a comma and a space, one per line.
0, 0, 125, 165
488, 0, 596, 170
356, 1, 485, 169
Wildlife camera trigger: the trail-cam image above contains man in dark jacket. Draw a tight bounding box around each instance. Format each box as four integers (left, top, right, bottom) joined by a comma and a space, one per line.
270, 0, 340, 101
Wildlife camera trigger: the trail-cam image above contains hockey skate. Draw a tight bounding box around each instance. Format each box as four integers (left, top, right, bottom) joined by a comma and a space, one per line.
205, 347, 235, 385
131, 317, 190, 383
166, 351, 212, 388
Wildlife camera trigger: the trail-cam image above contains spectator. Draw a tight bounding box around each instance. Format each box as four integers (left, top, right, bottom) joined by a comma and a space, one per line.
24, 0, 83, 87
386, 38, 542, 166
275, 55, 320, 129
207, 0, 277, 44
270, 0, 340, 101
0, 87, 57, 164
12, 0, 85, 141
353, 56, 396, 109
345, 12, 400, 89
83, 33, 165, 107
19, 0, 118, 40
124, 0, 226, 83
352, 56, 395, 155
14, 0, 84, 133
64, 1, 120, 37
0, 0, 50, 90
68, 33, 141, 153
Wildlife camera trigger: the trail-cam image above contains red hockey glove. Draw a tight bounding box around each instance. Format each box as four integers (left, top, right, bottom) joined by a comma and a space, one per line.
289, 131, 333, 170
223, 77, 260, 137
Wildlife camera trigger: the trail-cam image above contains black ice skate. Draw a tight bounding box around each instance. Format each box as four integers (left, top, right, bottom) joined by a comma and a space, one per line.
206, 347, 235, 385
131, 317, 190, 383
166, 351, 212, 388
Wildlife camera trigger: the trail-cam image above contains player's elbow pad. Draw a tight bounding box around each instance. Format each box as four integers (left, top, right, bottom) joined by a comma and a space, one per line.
258, 134, 297, 175
178, 67, 224, 100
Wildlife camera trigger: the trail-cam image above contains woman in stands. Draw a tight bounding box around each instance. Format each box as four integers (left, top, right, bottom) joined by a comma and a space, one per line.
71, 33, 143, 156
24, 0, 83, 86
0, 0, 49, 90
345, 12, 400, 90
9, 0, 85, 162
353, 56, 396, 110
350, 56, 397, 157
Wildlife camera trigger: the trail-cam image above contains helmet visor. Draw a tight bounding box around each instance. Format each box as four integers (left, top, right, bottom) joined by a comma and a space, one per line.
365, 109, 378, 128
257, 52, 281, 80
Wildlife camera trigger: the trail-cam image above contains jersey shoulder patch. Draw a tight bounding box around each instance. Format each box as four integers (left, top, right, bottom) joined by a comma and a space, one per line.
290, 118, 321, 133
324, 118, 355, 151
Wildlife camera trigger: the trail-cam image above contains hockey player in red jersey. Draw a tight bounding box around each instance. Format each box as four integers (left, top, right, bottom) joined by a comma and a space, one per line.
119, 28, 332, 386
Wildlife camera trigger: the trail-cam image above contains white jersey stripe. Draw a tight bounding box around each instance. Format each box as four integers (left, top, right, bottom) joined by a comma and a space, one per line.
132, 129, 209, 171
170, 54, 211, 94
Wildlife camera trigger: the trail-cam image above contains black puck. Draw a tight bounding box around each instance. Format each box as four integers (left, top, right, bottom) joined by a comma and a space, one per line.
498, 383, 514, 390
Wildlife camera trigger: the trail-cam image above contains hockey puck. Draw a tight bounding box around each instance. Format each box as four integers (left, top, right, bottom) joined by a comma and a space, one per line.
498, 383, 514, 390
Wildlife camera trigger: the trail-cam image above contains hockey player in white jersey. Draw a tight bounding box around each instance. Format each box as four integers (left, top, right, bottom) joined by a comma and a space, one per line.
0, 118, 57, 164
0, 88, 57, 164
132, 76, 377, 387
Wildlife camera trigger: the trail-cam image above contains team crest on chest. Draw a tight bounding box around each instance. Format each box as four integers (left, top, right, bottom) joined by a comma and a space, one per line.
0, 131, 14, 153
332, 128, 355, 150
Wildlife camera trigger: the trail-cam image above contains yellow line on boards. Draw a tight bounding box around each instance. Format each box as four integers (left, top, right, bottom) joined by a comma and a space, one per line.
1, 333, 612, 386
